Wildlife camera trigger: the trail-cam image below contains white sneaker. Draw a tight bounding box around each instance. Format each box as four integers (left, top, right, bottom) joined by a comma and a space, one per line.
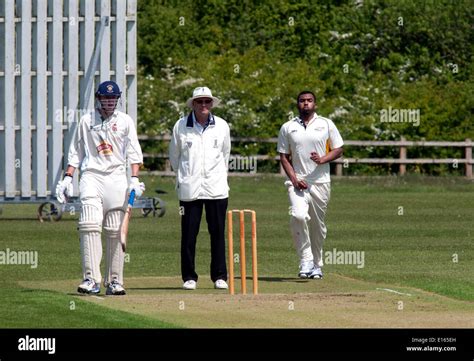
214, 279, 228, 289
298, 261, 314, 279
183, 280, 197, 290
106, 280, 126, 295
309, 267, 323, 279
77, 278, 100, 294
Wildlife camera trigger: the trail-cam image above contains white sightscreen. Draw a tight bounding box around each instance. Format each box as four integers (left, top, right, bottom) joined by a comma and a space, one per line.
0, 0, 137, 200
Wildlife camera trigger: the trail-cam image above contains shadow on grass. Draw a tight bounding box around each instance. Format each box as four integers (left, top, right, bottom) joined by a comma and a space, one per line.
256, 277, 309, 283
127, 287, 184, 291
67, 292, 104, 297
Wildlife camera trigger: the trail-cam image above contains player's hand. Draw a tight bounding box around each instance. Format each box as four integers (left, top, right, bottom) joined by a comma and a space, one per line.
129, 177, 145, 198
291, 178, 308, 191
310, 152, 326, 164
55, 176, 73, 204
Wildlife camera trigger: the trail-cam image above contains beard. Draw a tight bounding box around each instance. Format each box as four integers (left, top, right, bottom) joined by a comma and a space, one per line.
300, 108, 313, 117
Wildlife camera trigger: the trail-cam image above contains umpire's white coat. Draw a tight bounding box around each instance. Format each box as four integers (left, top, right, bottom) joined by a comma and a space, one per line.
169, 113, 230, 201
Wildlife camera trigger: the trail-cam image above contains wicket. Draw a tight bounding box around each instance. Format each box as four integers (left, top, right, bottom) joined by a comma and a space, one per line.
227, 209, 258, 295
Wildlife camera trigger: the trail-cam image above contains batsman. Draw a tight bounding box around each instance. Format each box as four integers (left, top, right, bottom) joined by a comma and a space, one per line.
55, 80, 145, 296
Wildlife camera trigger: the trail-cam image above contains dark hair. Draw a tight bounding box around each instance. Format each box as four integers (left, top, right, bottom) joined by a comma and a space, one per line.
297, 90, 316, 103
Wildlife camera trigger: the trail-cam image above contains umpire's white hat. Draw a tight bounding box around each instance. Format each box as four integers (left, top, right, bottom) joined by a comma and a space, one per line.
186, 87, 221, 108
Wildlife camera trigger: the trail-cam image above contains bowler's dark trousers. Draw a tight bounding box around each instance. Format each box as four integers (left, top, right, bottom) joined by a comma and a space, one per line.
180, 198, 228, 283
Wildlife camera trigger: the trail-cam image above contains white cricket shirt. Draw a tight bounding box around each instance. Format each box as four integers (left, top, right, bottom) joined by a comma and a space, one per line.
277, 113, 344, 183
68, 110, 143, 173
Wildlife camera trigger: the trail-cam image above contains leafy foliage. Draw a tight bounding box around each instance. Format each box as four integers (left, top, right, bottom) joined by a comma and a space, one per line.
137, 0, 473, 174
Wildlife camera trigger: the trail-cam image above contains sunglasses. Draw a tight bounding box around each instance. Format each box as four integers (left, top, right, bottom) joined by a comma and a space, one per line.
194, 99, 212, 105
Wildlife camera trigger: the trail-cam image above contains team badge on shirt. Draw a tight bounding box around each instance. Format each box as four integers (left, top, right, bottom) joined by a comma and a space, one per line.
186, 141, 192, 148
112, 123, 117, 132
96, 140, 113, 155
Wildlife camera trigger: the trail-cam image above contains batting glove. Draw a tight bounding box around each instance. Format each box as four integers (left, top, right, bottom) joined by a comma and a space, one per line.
55, 175, 73, 204
129, 177, 145, 198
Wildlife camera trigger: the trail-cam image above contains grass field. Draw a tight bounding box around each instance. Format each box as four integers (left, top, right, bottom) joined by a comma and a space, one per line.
0, 175, 473, 328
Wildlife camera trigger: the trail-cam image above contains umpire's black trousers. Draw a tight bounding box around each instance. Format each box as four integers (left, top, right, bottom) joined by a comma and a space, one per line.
180, 198, 228, 283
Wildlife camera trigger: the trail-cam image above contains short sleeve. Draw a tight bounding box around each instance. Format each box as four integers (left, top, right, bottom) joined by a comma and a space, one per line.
277, 123, 290, 154
328, 119, 344, 149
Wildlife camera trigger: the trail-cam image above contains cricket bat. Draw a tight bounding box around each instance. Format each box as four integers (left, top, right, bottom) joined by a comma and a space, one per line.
120, 190, 135, 252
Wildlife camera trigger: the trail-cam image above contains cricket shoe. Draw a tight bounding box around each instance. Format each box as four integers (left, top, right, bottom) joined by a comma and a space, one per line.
214, 279, 228, 289
183, 280, 197, 290
298, 261, 315, 279
77, 278, 100, 295
106, 280, 126, 296
309, 266, 323, 279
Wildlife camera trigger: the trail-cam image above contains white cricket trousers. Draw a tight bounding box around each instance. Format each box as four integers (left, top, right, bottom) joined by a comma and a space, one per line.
78, 166, 128, 286
286, 180, 331, 268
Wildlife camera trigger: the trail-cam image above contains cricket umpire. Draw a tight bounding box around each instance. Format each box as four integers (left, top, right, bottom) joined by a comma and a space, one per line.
169, 86, 231, 290
277, 90, 343, 279
55, 80, 145, 296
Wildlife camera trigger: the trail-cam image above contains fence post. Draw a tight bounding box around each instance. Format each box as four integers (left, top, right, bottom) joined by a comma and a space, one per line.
465, 139, 472, 178
336, 163, 343, 176
399, 136, 407, 175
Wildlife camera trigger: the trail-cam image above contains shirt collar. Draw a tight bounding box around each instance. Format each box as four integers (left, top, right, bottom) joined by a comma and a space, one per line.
91, 110, 116, 129
186, 112, 215, 128
295, 113, 317, 128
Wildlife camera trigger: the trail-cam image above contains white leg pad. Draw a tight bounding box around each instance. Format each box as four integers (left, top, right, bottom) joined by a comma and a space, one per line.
104, 209, 125, 286
78, 204, 103, 284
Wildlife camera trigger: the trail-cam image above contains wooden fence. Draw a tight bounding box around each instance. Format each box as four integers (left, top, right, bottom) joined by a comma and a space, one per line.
138, 135, 473, 178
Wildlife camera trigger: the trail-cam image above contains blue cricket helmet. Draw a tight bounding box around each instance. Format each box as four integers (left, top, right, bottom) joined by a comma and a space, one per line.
96, 80, 121, 97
